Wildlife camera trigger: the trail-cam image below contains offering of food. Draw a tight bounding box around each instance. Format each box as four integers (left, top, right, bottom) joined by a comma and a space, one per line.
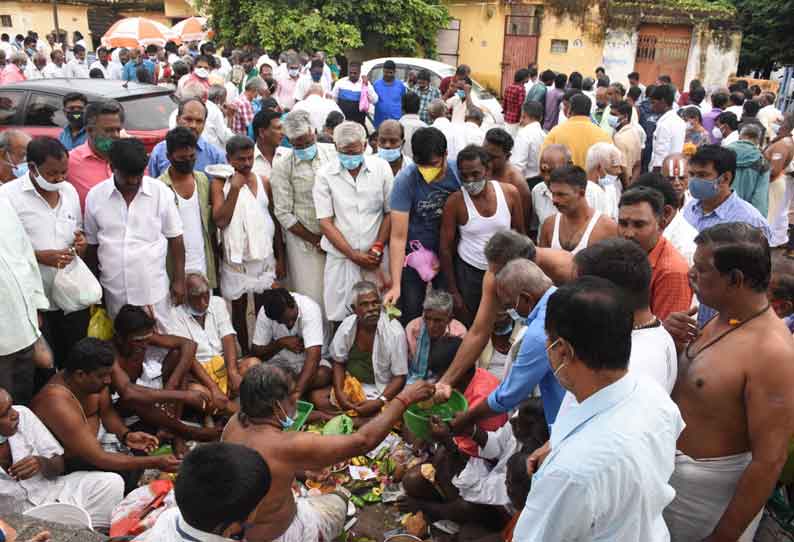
384, 304, 402, 320
420, 463, 436, 483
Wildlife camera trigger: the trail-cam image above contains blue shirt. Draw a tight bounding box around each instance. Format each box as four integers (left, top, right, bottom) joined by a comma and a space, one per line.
147, 136, 227, 180
59, 126, 87, 151
122, 59, 155, 82
683, 191, 772, 327
390, 161, 460, 253
373, 79, 407, 128
487, 287, 565, 426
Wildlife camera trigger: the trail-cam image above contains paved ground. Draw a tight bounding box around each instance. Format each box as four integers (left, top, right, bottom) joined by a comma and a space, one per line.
3, 513, 106, 542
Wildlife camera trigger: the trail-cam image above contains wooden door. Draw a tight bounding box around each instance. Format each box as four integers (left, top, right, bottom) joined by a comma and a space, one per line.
634, 24, 692, 89
501, 13, 540, 96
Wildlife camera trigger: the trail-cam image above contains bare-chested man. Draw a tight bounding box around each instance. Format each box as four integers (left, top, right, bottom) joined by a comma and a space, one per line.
222, 363, 434, 542
664, 222, 794, 541
538, 165, 618, 253
483, 127, 533, 229
31, 338, 180, 493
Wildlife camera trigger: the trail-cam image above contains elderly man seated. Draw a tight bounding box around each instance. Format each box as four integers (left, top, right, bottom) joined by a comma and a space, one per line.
405, 290, 467, 382
168, 272, 261, 400
0, 387, 124, 531
222, 363, 435, 542
311, 281, 408, 419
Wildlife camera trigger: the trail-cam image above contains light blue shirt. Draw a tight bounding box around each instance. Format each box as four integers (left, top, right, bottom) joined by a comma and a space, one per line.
683, 191, 771, 327
514, 373, 684, 541
486, 287, 565, 426
147, 136, 227, 180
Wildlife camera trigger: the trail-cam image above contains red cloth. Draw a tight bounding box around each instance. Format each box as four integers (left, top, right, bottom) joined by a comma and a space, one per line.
648, 236, 693, 321
440, 75, 454, 96
454, 368, 508, 457
502, 83, 526, 124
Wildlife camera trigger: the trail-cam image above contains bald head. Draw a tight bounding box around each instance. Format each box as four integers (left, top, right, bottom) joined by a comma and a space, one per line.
540, 144, 572, 183
428, 99, 447, 121
307, 83, 324, 97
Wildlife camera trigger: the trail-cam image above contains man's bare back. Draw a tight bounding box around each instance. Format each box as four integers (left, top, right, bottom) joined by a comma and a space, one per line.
32, 374, 102, 443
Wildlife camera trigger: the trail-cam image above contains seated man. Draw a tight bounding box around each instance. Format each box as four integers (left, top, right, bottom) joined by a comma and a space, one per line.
30, 338, 181, 494
222, 362, 435, 542
141, 442, 271, 541
0, 387, 124, 531
251, 288, 329, 400
168, 272, 261, 399
312, 281, 408, 419
405, 290, 467, 382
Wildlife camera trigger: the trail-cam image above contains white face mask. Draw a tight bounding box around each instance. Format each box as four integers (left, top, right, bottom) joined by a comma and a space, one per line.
32, 165, 63, 192
712, 126, 723, 139
194, 67, 209, 79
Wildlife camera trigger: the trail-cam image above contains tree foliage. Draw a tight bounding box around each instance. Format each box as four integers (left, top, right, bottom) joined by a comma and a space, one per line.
201, 0, 450, 58
725, 0, 794, 74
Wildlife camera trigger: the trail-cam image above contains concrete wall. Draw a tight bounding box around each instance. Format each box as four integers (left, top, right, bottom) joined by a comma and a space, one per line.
601, 28, 638, 86
536, 7, 604, 76
0, 2, 91, 48
702, 30, 741, 90
444, 1, 507, 91
164, 0, 197, 18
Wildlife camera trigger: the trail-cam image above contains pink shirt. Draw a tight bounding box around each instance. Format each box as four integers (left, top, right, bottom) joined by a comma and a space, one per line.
405, 316, 467, 361
1, 64, 26, 84
275, 75, 299, 109
67, 142, 112, 211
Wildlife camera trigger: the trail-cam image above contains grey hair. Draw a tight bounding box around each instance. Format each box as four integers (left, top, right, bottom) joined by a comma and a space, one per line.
239, 362, 293, 419
245, 76, 265, 92
465, 107, 484, 124
179, 82, 207, 101
185, 272, 210, 295
283, 109, 314, 140
541, 143, 572, 164
585, 142, 622, 172
496, 258, 553, 301
428, 99, 447, 120
334, 121, 366, 148
208, 84, 227, 103
351, 280, 379, 304
0, 129, 28, 151
484, 230, 535, 267
423, 289, 454, 315
739, 123, 763, 144
306, 83, 324, 97
10, 52, 26, 65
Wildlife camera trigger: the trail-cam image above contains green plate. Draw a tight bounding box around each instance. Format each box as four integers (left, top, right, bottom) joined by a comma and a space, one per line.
286, 400, 314, 432
403, 391, 468, 441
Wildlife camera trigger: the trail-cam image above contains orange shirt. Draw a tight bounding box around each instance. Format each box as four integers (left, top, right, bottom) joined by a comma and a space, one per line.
648, 235, 692, 321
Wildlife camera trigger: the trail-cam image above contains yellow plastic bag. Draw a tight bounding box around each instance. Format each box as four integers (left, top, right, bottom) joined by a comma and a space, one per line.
87, 306, 114, 340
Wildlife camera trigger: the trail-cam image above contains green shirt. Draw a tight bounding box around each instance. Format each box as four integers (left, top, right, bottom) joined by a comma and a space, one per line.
346, 343, 375, 385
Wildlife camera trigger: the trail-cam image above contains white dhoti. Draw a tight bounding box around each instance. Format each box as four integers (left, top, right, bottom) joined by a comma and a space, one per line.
768, 174, 792, 247
271, 494, 347, 542
453, 457, 510, 508
284, 231, 326, 315
323, 253, 378, 323
664, 451, 762, 542
220, 257, 276, 301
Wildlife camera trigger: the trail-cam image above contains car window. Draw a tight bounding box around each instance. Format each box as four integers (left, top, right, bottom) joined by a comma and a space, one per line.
25, 93, 66, 127
119, 94, 178, 131
368, 65, 383, 83
0, 91, 25, 125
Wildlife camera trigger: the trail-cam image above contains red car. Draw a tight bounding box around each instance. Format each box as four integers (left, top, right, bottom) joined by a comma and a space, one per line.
0, 79, 177, 152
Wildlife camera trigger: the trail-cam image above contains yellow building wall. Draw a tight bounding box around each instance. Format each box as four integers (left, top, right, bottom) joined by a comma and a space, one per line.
0, 2, 91, 49
164, 0, 198, 19
536, 6, 604, 75
444, 1, 507, 92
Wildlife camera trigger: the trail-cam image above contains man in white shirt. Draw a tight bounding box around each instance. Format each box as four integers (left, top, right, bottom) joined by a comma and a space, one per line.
650, 84, 686, 170
652, 154, 697, 265
63, 44, 89, 79
513, 276, 684, 541
88, 46, 112, 79
293, 59, 332, 103
140, 442, 272, 542
717, 111, 740, 147
399, 92, 427, 160
757, 91, 783, 136
0, 388, 124, 531
428, 99, 465, 161
42, 49, 65, 78
108, 47, 129, 81
313, 121, 393, 323
0, 197, 47, 405
251, 288, 330, 399
511, 101, 546, 179
463, 108, 486, 147
24, 53, 47, 80
83, 138, 185, 327
291, 83, 343, 135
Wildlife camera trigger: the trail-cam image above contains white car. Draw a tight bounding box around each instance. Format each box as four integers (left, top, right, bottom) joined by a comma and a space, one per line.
362, 57, 505, 126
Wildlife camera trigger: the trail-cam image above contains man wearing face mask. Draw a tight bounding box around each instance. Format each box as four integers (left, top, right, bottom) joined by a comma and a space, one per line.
177, 54, 212, 93
293, 59, 332, 104
58, 92, 87, 151
313, 121, 393, 325
271, 110, 337, 310
439, 145, 525, 325
650, 84, 686, 171
108, 47, 128, 81
373, 60, 407, 129
275, 54, 302, 110
584, 141, 624, 220
611, 100, 642, 183
0, 137, 87, 367
377, 119, 413, 176
1, 51, 27, 83
0, 129, 31, 184
67, 100, 123, 210
63, 44, 88, 79
383, 127, 462, 325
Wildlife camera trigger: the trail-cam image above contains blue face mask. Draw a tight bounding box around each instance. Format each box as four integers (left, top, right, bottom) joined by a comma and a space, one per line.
689, 175, 721, 201
187, 305, 207, 317
311, 72, 322, 82
378, 147, 402, 163
12, 162, 28, 178
494, 320, 514, 336
607, 115, 620, 129
276, 402, 294, 429
507, 308, 526, 326
294, 144, 317, 162
456, 89, 466, 99
338, 152, 364, 170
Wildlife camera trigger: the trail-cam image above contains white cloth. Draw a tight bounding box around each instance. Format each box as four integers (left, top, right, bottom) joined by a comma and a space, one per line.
767, 173, 791, 247
550, 210, 602, 254
108, 61, 124, 80
293, 73, 332, 103
453, 421, 520, 507
252, 292, 326, 374
332, 77, 378, 105
463, 122, 485, 146
63, 58, 89, 79
511, 121, 546, 179
477, 324, 526, 381
291, 94, 343, 135
664, 452, 762, 542
330, 312, 408, 393
83, 176, 183, 314
758, 104, 783, 135
651, 109, 687, 169
432, 117, 466, 161
284, 230, 327, 313
88, 61, 111, 79
721, 130, 739, 147
725, 105, 744, 121
0, 174, 82, 310
0, 198, 46, 355
531, 182, 606, 237
313, 156, 393, 321
514, 373, 685, 542
252, 145, 287, 181
663, 210, 697, 266
458, 181, 511, 270
24, 64, 46, 80
167, 297, 235, 364
42, 63, 65, 79
269, 494, 347, 542
597, 175, 621, 220
140, 507, 233, 542
175, 187, 206, 275
399, 114, 427, 160
168, 100, 232, 151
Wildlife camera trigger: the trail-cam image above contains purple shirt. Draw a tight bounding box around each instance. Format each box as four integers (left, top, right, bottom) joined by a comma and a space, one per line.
702, 108, 723, 144
543, 87, 564, 131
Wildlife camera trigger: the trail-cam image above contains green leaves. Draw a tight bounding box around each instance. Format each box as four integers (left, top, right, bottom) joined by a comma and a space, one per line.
725, 0, 794, 73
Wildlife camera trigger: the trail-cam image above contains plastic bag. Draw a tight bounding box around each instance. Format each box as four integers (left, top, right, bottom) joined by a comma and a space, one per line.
51, 256, 102, 314
87, 305, 114, 340
404, 240, 439, 282
322, 414, 354, 436
359, 82, 370, 113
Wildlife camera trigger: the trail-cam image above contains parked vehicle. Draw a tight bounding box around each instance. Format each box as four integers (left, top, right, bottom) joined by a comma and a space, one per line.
0, 79, 177, 151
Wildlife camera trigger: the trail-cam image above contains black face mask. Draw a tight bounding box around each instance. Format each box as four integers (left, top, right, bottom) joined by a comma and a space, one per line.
171, 158, 195, 174
66, 110, 84, 127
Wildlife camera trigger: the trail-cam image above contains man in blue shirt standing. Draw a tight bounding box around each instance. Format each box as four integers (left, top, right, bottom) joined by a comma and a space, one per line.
122, 47, 155, 82
59, 92, 88, 151
148, 98, 226, 179
373, 60, 406, 129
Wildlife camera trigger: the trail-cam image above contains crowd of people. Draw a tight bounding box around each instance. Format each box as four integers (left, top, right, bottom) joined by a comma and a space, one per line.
1, 30, 794, 542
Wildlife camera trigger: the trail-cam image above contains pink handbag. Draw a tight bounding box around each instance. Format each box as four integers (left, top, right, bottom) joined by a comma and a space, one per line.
359, 81, 370, 113
404, 240, 439, 282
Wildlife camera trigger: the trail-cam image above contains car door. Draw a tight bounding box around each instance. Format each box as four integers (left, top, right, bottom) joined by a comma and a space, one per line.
0, 90, 27, 133
21, 91, 67, 139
